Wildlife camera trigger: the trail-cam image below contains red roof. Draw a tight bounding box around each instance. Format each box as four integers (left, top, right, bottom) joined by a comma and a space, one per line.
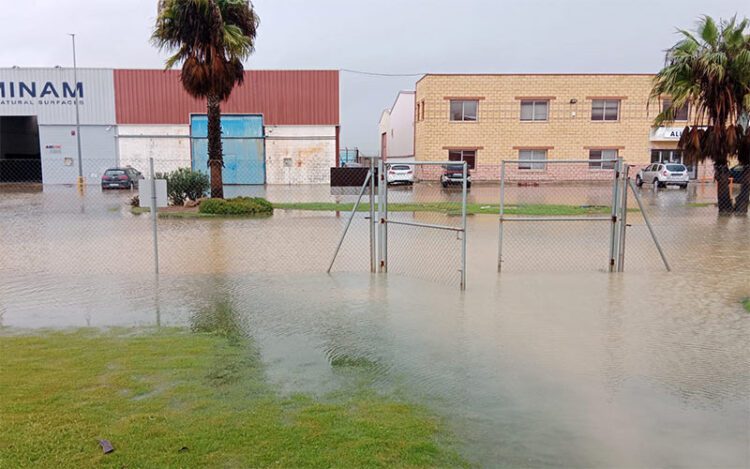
114, 69, 339, 126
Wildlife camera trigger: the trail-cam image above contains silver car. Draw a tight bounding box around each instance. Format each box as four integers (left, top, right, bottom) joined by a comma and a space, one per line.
636, 163, 689, 189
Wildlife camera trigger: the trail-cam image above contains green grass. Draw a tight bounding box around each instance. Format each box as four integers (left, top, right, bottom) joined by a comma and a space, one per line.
687, 202, 716, 208
0, 328, 466, 468
274, 202, 611, 216
743, 298, 750, 313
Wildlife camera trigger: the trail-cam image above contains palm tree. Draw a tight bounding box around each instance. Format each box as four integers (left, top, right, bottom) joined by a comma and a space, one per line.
651, 16, 750, 214
153, 0, 259, 199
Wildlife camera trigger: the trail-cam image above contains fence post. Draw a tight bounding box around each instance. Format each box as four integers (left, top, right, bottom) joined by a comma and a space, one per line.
377, 159, 386, 272
149, 157, 160, 275
608, 158, 622, 272
369, 157, 376, 273
460, 161, 468, 290
617, 165, 630, 272
497, 161, 506, 272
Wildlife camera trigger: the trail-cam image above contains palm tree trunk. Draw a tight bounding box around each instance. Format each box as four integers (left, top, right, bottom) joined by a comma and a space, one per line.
735, 166, 750, 215
715, 163, 733, 214
207, 93, 224, 199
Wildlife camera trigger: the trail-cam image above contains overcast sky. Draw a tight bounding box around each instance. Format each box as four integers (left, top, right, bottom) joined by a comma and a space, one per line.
1, 0, 747, 153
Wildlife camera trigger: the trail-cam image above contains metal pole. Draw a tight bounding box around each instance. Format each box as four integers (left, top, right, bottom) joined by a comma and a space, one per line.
69, 33, 84, 192
608, 158, 621, 272
497, 161, 506, 272
460, 161, 468, 290
328, 171, 372, 273
149, 158, 160, 275
369, 157, 376, 273
628, 179, 671, 272
617, 166, 630, 272
383, 162, 388, 272
377, 159, 386, 272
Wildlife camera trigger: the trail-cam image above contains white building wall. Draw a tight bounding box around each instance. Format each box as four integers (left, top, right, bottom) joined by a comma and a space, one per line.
265, 125, 336, 184
381, 91, 415, 160
117, 124, 191, 175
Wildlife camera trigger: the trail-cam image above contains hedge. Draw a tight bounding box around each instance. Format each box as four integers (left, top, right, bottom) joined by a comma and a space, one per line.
199, 197, 274, 215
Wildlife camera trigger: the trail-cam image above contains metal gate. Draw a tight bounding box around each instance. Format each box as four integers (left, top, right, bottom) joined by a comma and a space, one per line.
190, 114, 265, 185
379, 160, 468, 289
497, 158, 623, 272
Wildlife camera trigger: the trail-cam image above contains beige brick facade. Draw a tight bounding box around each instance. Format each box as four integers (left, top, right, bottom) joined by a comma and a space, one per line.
414, 74, 711, 180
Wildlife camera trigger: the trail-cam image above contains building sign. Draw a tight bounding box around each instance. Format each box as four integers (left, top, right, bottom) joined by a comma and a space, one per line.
650, 126, 685, 141
0, 68, 115, 125
0, 81, 84, 106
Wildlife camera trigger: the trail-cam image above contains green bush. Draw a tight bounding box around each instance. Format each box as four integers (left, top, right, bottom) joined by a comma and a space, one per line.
199, 197, 274, 215
161, 168, 210, 206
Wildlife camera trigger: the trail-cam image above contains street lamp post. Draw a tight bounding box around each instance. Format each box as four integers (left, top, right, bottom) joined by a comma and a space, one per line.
69, 33, 84, 191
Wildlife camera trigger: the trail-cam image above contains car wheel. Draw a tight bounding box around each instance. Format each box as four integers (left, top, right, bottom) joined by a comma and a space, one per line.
466, 182, 472, 189
441, 182, 448, 188
680, 183, 688, 189
636, 175, 643, 187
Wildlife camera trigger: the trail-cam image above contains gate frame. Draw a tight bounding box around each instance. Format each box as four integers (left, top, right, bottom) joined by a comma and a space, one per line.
379, 160, 468, 290
497, 158, 623, 273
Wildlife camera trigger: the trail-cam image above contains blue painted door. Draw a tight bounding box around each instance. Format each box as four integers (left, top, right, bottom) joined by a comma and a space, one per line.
191, 115, 265, 185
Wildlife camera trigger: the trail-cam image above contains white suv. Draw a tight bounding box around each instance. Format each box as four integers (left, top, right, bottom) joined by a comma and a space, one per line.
636, 163, 689, 189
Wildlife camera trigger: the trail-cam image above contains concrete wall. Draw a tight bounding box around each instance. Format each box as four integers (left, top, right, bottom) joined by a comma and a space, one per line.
414, 74, 688, 180
117, 124, 191, 175
40, 125, 117, 184
265, 125, 336, 184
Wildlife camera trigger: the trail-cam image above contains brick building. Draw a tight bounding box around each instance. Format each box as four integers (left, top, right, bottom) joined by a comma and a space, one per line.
413, 73, 708, 181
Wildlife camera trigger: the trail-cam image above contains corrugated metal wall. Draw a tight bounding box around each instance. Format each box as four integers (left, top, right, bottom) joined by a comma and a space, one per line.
115, 70, 339, 126
0, 68, 116, 125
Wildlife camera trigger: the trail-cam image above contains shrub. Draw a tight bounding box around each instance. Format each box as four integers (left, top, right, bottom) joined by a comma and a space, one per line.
199, 197, 274, 215
163, 168, 210, 206
129, 195, 140, 207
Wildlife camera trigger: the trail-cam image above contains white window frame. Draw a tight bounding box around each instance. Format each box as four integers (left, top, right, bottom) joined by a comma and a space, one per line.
450, 100, 478, 122
588, 149, 618, 170
591, 99, 620, 121
518, 149, 547, 170
520, 100, 549, 121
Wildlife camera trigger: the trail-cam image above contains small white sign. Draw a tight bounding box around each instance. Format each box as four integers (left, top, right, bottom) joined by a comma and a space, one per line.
139, 179, 168, 208
650, 126, 684, 141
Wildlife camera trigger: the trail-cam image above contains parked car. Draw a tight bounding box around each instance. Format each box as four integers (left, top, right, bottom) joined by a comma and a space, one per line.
730, 164, 745, 182
441, 164, 472, 188
101, 167, 142, 190
387, 164, 414, 185
636, 163, 689, 189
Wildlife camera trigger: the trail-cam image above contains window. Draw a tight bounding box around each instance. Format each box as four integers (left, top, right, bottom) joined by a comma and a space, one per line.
518, 149, 547, 170
591, 100, 620, 121
420, 100, 425, 121
448, 149, 476, 169
520, 100, 549, 121
416, 102, 421, 121
588, 149, 618, 169
450, 100, 478, 121
661, 99, 689, 121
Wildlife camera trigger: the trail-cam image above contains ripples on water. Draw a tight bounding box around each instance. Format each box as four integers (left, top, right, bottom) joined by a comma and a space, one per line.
1, 186, 748, 467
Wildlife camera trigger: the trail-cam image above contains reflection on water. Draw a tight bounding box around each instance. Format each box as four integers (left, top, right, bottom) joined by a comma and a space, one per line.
1, 185, 748, 467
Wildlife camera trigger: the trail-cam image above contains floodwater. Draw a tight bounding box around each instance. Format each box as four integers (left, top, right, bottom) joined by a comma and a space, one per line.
1, 183, 748, 467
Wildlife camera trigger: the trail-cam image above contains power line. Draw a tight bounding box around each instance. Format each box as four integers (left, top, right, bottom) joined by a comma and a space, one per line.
340, 68, 424, 77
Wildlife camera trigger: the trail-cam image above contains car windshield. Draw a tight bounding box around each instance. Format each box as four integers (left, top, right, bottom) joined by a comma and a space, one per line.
392, 165, 411, 170
105, 170, 126, 176
445, 165, 465, 171
666, 164, 686, 172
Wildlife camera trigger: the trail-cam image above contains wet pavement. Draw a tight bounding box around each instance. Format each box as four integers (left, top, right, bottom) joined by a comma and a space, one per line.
1, 183, 748, 467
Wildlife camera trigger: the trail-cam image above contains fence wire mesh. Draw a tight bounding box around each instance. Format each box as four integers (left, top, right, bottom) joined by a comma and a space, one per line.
383, 161, 466, 286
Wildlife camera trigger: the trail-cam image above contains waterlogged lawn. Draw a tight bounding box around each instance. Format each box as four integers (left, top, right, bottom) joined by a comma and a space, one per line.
0, 329, 466, 468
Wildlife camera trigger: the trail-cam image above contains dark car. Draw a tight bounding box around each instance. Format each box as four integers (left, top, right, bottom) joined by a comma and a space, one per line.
730, 165, 745, 182
101, 167, 142, 190
441, 164, 472, 189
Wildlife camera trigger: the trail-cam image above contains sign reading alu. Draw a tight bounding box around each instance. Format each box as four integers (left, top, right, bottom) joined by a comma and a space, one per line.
0, 80, 84, 106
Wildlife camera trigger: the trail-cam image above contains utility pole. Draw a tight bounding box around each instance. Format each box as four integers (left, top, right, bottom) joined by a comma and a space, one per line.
69, 33, 84, 193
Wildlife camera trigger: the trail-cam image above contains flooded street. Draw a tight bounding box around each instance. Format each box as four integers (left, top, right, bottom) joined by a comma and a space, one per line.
1, 184, 748, 467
